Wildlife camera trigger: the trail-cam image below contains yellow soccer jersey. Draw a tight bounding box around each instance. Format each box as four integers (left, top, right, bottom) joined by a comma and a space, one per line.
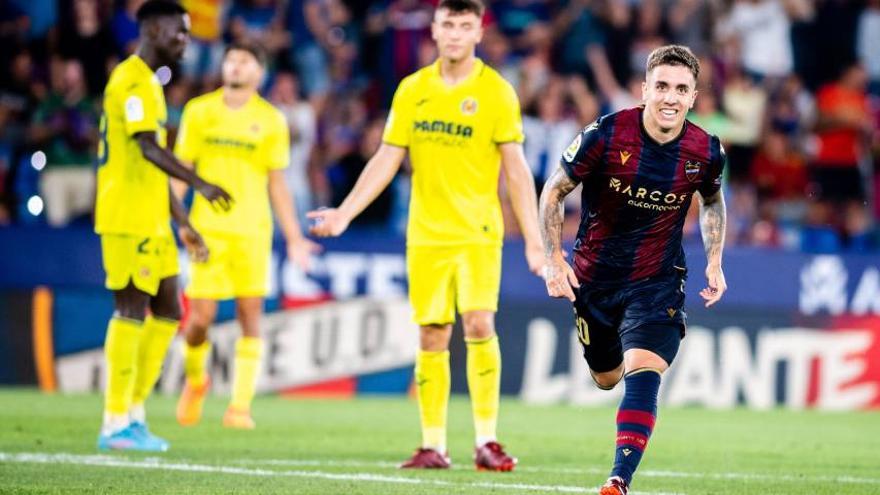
175, 89, 289, 238
383, 58, 523, 247
95, 55, 171, 237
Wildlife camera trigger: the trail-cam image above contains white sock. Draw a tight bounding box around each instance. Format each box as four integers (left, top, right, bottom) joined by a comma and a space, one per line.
102, 412, 129, 435
129, 403, 146, 424
476, 435, 496, 447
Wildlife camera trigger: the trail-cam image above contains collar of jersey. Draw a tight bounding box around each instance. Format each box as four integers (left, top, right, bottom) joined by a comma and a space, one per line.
637, 106, 688, 148
129, 54, 159, 83
430, 57, 484, 90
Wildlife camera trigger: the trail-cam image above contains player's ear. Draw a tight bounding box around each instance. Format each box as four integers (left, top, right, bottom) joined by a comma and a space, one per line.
641, 80, 647, 103
690, 89, 698, 109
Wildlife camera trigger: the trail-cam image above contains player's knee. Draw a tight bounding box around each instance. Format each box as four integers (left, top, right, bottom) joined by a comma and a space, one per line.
462, 312, 495, 340
591, 366, 624, 390
419, 324, 452, 351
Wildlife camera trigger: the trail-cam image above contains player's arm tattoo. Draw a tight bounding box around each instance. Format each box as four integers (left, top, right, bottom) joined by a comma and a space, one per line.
698, 189, 726, 264
539, 166, 578, 258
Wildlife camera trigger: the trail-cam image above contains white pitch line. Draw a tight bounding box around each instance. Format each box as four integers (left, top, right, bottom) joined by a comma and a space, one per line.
0, 452, 683, 495
228, 457, 880, 486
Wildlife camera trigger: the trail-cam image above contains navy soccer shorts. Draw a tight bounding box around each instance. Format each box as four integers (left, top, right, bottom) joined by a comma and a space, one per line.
571, 271, 687, 372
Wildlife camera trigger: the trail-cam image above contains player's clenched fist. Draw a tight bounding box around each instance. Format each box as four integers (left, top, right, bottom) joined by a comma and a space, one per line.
307, 208, 351, 237
542, 254, 580, 302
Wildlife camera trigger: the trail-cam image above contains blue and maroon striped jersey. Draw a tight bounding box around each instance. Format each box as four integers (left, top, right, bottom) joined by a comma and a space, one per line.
560, 107, 725, 286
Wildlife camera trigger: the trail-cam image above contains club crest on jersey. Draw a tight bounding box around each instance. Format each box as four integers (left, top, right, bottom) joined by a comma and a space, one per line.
563, 134, 582, 162
250, 124, 260, 133
460, 97, 478, 115
685, 160, 702, 182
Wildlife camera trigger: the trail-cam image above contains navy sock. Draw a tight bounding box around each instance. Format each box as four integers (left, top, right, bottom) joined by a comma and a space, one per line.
610, 368, 661, 484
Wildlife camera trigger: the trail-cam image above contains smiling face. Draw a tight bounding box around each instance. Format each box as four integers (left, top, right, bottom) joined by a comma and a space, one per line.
431, 7, 483, 63
642, 63, 698, 135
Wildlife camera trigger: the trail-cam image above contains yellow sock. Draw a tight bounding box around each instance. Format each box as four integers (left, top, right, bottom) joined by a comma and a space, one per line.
104, 317, 142, 416
183, 339, 212, 388
131, 315, 179, 408
415, 350, 450, 451
466, 335, 501, 444
229, 337, 262, 412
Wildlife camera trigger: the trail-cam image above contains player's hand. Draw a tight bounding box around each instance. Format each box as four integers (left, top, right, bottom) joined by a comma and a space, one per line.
196, 180, 234, 212
306, 207, 350, 237
178, 225, 209, 263
701, 263, 726, 307
542, 254, 580, 302
525, 241, 545, 276
287, 236, 322, 271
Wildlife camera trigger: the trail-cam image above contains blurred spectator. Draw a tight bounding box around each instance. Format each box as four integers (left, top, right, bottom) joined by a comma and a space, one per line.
327, 117, 393, 228
750, 130, 807, 207
227, 0, 289, 59
857, 0, 880, 96
58, 0, 118, 97
717, 0, 796, 82
807, 63, 873, 243
367, 0, 433, 105
491, 0, 551, 54
270, 71, 317, 224
180, 0, 228, 86
722, 71, 767, 181
110, 0, 144, 56
28, 58, 97, 226
286, 0, 331, 104
667, 0, 712, 56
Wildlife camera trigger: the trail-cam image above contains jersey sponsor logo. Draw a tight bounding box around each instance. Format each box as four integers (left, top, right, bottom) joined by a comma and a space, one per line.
460, 97, 478, 115
619, 150, 632, 166
608, 177, 689, 211
412, 120, 474, 138
124, 96, 145, 122
205, 136, 257, 151
563, 133, 582, 162
685, 160, 702, 182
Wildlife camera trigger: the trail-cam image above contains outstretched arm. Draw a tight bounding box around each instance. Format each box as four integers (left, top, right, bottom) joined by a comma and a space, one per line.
308, 143, 406, 237
499, 142, 544, 276
698, 188, 727, 307
538, 166, 580, 301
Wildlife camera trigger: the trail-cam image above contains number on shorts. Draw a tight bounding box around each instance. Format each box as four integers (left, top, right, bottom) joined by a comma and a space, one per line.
576, 316, 590, 346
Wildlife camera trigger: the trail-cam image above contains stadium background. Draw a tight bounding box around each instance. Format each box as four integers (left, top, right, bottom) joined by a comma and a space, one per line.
0, 1, 879, 493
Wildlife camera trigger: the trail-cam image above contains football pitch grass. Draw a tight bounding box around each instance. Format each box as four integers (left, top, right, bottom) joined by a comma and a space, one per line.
0, 389, 878, 494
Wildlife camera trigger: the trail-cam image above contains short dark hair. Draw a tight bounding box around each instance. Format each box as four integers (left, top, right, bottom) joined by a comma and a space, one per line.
437, 0, 485, 17
225, 39, 268, 67
136, 0, 187, 25
646, 45, 700, 82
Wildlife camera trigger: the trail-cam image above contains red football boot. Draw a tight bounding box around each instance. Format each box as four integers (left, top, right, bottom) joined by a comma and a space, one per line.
399, 448, 451, 469
474, 441, 517, 472
599, 476, 629, 495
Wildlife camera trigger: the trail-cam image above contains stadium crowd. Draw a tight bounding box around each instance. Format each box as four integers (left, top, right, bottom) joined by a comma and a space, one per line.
0, 0, 878, 252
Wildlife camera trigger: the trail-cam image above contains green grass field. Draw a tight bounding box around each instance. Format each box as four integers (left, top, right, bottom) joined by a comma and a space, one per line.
0, 388, 878, 495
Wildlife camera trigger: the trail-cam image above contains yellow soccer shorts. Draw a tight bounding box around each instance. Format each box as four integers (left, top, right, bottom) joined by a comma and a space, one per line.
186, 235, 271, 300
101, 234, 180, 296
406, 244, 502, 326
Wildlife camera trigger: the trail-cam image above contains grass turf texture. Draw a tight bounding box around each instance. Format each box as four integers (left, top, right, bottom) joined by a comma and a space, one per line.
0, 388, 877, 494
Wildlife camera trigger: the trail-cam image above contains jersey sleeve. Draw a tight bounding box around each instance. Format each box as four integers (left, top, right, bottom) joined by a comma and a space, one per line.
698, 135, 726, 197
382, 79, 413, 147
492, 80, 524, 144
173, 101, 200, 163
265, 111, 291, 171
122, 81, 161, 136
559, 116, 606, 183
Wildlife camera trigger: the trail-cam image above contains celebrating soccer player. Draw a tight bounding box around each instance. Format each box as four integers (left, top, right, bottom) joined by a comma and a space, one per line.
95, 0, 233, 452
308, 0, 543, 472
539, 45, 727, 495
173, 40, 319, 430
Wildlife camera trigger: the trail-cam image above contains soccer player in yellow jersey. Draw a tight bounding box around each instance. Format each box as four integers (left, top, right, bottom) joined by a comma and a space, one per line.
309, 0, 543, 471
173, 40, 319, 430
95, 0, 233, 452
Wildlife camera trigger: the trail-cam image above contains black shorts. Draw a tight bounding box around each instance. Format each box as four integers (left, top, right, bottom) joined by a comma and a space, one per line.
809, 165, 864, 202
572, 270, 687, 373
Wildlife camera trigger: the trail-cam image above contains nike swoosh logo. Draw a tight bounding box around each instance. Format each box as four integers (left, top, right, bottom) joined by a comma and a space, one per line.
416, 98, 429, 106
478, 368, 495, 377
